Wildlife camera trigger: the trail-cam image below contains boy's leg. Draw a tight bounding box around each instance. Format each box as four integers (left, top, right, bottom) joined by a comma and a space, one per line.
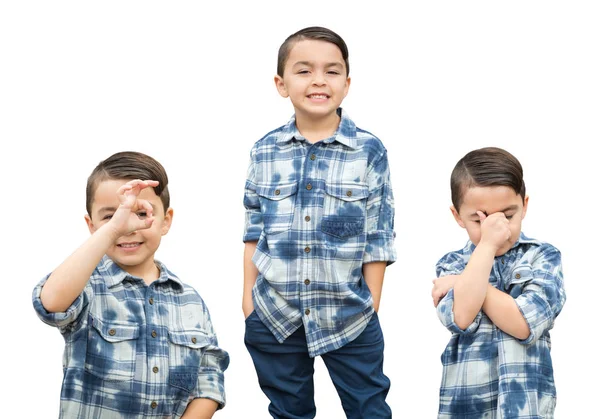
321, 312, 391, 419
244, 311, 316, 419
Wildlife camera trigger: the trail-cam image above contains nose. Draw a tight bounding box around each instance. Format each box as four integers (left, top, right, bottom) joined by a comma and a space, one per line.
311, 71, 326, 86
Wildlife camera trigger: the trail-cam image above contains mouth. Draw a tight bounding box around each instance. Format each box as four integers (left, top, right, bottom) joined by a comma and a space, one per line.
117, 242, 142, 249
307, 93, 330, 100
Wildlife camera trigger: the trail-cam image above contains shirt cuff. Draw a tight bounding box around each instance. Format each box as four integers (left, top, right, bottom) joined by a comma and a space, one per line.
363, 230, 396, 265
32, 275, 86, 329
192, 367, 226, 409
514, 292, 554, 345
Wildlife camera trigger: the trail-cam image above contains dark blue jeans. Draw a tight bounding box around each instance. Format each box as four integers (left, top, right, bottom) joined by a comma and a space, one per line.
244, 311, 392, 419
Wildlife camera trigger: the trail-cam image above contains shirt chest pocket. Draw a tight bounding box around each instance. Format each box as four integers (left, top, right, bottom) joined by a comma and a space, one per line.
85, 316, 139, 381
321, 182, 368, 238
256, 182, 298, 235
505, 265, 534, 298
167, 330, 210, 392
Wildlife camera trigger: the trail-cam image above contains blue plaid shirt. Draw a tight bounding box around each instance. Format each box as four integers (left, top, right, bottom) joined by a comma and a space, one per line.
32, 256, 229, 419
436, 233, 566, 418
243, 108, 396, 357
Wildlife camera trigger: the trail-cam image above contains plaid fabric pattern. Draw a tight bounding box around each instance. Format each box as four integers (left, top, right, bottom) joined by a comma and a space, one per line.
32, 256, 229, 418
243, 108, 396, 357
436, 233, 566, 418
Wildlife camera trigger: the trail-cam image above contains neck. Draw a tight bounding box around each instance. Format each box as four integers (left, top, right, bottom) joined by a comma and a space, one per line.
119, 259, 160, 285
295, 110, 341, 143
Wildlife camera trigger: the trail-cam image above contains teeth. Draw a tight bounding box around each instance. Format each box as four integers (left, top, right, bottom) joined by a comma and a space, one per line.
119, 243, 140, 248
309, 94, 327, 99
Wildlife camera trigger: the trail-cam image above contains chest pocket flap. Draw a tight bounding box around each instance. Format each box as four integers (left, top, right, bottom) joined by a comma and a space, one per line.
256, 182, 298, 200
505, 265, 534, 297
91, 317, 139, 342
168, 330, 212, 349
325, 182, 369, 202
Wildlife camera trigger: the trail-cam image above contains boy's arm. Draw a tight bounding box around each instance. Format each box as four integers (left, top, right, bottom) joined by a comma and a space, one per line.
243, 241, 258, 317
40, 180, 157, 313
181, 399, 218, 419
486, 245, 566, 344
482, 285, 530, 339
242, 151, 262, 318
188, 302, 230, 411
452, 212, 511, 329
362, 151, 396, 282
363, 262, 386, 312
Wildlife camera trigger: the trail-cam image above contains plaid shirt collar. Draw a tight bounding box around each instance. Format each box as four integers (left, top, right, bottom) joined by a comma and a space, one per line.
276, 108, 359, 149
99, 255, 184, 290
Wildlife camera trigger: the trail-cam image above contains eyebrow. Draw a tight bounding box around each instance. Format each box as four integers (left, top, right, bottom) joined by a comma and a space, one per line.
469, 205, 519, 217
292, 61, 344, 68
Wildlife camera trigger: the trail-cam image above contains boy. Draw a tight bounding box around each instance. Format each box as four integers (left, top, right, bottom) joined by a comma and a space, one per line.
32, 151, 229, 418
243, 27, 396, 418
431, 147, 566, 418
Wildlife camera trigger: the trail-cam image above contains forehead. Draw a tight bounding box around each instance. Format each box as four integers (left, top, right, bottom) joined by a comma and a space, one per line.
91, 179, 162, 212
459, 185, 522, 213
286, 39, 345, 67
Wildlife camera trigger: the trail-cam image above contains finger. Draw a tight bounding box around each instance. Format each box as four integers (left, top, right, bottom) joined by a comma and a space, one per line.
477, 210, 487, 223
139, 199, 154, 218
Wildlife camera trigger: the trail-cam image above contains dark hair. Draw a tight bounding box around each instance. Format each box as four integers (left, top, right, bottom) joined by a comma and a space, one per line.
277, 26, 349, 77
86, 151, 170, 215
451, 147, 526, 211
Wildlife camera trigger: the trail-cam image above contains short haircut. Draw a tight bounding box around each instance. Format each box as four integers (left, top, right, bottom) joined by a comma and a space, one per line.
451, 147, 526, 211
277, 26, 349, 77
86, 151, 170, 215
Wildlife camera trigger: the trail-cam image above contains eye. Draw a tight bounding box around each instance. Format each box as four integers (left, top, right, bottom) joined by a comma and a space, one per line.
506, 215, 514, 220
327, 70, 340, 75
297, 70, 310, 74
137, 211, 148, 219
102, 214, 113, 220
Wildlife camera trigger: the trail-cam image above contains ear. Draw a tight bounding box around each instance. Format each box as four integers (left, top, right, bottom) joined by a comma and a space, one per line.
84, 214, 96, 235
343, 76, 351, 99
521, 195, 529, 220
450, 205, 466, 229
274, 75, 289, 98
161, 207, 174, 236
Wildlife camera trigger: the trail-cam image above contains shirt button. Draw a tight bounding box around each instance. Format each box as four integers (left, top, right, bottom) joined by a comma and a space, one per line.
149, 297, 154, 305
310, 154, 316, 161
192, 337, 197, 344
515, 273, 521, 279
304, 246, 311, 253
108, 329, 116, 336
305, 309, 310, 315
152, 366, 159, 373
346, 190, 352, 197
151, 330, 157, 338
275, 189, 281, 195
501, 258, 505, 264
151, 401, 158, 409
304, 279, 310, 285
306, 183, 312, 190
305, 215, 311, 222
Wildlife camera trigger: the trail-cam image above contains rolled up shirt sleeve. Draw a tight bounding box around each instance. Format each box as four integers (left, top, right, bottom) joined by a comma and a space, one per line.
32, 274, 90, 331
363, 151, 397, 265
514, 245, 566, 345
191, 305, 230, 408
435, 252, 482, 334
243, 149, 264, 243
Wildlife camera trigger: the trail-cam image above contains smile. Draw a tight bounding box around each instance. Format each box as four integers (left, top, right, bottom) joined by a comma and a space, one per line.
117, 242, 142, 249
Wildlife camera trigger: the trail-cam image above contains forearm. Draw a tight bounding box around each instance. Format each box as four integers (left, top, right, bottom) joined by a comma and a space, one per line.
243, 241, 259, 316
181, 398, 219, 419
453, 242, 496, 329
363, 262, 386, 312
482, 284, 530, 340
40, 224, 118, 313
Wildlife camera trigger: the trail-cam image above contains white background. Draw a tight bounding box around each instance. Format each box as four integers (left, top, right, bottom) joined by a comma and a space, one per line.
1, 1, 598, 418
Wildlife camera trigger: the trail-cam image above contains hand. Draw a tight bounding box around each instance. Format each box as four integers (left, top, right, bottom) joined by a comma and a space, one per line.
242, 295, 255, 319
108, 179, 159, 237
478, 211, 511, 251
432, 275, 459, 307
